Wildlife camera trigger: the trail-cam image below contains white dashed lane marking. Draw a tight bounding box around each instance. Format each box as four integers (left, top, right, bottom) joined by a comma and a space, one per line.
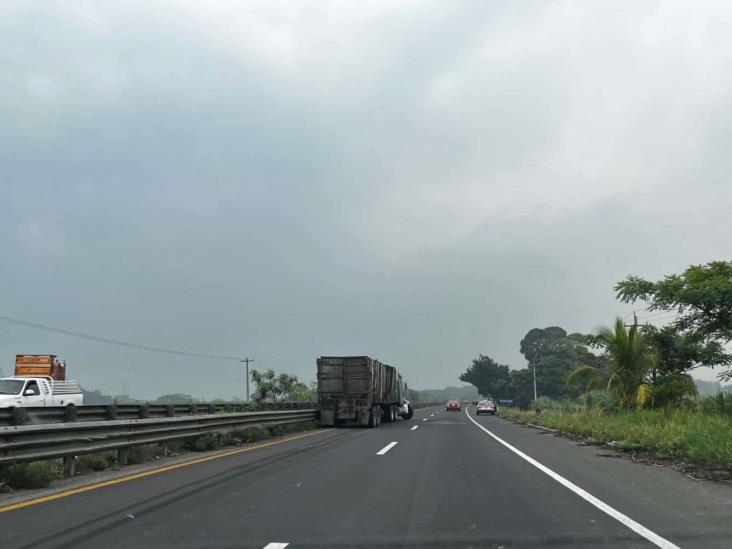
376, 442, 398, 455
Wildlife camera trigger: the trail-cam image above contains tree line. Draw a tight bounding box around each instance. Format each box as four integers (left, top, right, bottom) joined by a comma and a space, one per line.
82, 368, 317, 405
460, 261, 732, 410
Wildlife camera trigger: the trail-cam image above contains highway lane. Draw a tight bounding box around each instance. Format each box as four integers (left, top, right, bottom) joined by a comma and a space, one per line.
0, 405, 729, 548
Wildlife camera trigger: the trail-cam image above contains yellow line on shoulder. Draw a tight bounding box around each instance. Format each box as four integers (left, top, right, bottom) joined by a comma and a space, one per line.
0, 429, 329, 514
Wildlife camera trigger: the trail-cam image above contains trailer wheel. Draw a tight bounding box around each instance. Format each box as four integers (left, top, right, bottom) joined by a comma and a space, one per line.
381, 405, 391, 423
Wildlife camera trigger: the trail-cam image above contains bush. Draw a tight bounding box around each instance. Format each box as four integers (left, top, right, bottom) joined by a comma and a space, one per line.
532, 396, 582, 413
0, 461, 61, 489
248, 427, 272, 442
580, 390, 619, 413
698, 393, 732, 417
77, 452, 116, 472
183, 433, 219, 452
126, 444, 165, 464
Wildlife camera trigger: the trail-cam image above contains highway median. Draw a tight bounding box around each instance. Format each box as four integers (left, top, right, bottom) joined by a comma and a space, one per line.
0, 419, 319, 493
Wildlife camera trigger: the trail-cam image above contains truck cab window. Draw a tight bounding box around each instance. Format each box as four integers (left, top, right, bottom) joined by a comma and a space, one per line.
25, 380, 40, 396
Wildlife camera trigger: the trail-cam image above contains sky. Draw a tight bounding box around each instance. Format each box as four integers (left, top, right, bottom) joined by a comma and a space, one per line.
2, 1, 731, 399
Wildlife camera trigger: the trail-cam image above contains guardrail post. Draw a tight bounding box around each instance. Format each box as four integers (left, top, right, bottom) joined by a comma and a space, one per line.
117, 447, 129, 465
139, 404, 150, 419
107, 404, 118, 420
166, 404, 175, 417
63, 456, 76, 477
64, 405, 77, 422
11, 407, 28, 426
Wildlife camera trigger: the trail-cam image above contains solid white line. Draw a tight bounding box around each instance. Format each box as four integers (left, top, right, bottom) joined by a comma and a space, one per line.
262, 544, 289, 549
410, 425, 419, 431
376, 441, 398, 455
464, 410, 679, 549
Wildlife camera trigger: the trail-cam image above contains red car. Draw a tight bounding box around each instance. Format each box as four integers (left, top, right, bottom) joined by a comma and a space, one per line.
446, 400, 461, 411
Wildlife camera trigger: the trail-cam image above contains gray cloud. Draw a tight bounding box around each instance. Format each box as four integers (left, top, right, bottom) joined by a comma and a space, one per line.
2, 1, 731, 398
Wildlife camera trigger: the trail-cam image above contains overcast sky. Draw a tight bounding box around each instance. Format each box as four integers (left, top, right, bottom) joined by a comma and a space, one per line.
2, 1, 731, 399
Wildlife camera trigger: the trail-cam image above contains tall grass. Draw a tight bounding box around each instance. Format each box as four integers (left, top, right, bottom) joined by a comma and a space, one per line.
698, 393, 732, 417
504, 407, 732, 469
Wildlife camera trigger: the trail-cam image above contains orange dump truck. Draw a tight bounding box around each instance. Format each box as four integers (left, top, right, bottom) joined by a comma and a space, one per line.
14, 355, 68, 380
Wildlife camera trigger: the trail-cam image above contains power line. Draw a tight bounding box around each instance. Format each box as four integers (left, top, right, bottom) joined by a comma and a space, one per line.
637, 311, 681, 323
0, 315, 246, 361
621, 310, 637, 321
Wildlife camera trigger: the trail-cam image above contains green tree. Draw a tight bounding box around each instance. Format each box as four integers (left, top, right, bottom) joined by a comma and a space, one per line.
250, 369, 301, 404
616, 261, 732, 379
518, 327, 594, 402
82, 388, 114, 405
641, 325, 732, 377
459, 355, 511, 398
568, 318, 696, 407
508, 368, 535, 409
287, 381, 317, 402
640, 325, 728, 406
520, 327, 568, 365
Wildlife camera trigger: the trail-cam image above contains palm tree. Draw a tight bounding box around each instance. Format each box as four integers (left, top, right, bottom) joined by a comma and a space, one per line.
567, 318, 656, 407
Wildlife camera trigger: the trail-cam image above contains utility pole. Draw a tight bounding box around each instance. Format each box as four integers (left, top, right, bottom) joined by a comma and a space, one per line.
532, 363, 538, 403
240, 358, 254, 402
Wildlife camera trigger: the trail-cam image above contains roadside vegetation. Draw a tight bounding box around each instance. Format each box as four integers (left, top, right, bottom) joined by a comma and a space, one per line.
502, 402, 732, 473
461, 260, 732, 473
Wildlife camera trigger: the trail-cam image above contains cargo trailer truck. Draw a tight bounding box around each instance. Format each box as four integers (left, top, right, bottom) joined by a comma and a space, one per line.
317, 356, 413, 427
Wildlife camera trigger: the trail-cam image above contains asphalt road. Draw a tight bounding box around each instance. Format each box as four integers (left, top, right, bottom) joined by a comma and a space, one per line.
1, 405, 730, 548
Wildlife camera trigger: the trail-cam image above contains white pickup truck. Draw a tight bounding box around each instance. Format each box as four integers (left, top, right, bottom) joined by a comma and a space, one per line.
0, 376, 84, 408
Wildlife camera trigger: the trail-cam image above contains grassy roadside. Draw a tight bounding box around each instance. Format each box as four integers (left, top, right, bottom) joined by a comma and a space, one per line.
501, 408, 732, 474
0, 420, 319, 492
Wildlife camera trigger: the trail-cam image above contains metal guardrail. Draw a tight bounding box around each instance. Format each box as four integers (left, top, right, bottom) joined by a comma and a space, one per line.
0, 409, 319, 466
0, 402, 318, 427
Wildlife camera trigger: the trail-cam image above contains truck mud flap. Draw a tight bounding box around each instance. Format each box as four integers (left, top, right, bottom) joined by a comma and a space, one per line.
358, 407, 370, 427
320, 409, 335, 426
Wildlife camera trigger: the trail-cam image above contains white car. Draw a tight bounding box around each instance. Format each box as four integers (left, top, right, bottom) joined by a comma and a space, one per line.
0, 377, 83, 408
476, 400, 497, 415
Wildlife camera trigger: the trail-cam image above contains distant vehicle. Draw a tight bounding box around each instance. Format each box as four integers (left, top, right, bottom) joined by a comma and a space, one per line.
472, 400, 479, 405
317, 356, 413, 428
0, 355, 83, 408
446, 400, 461, 411
476, 400, 497, 416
